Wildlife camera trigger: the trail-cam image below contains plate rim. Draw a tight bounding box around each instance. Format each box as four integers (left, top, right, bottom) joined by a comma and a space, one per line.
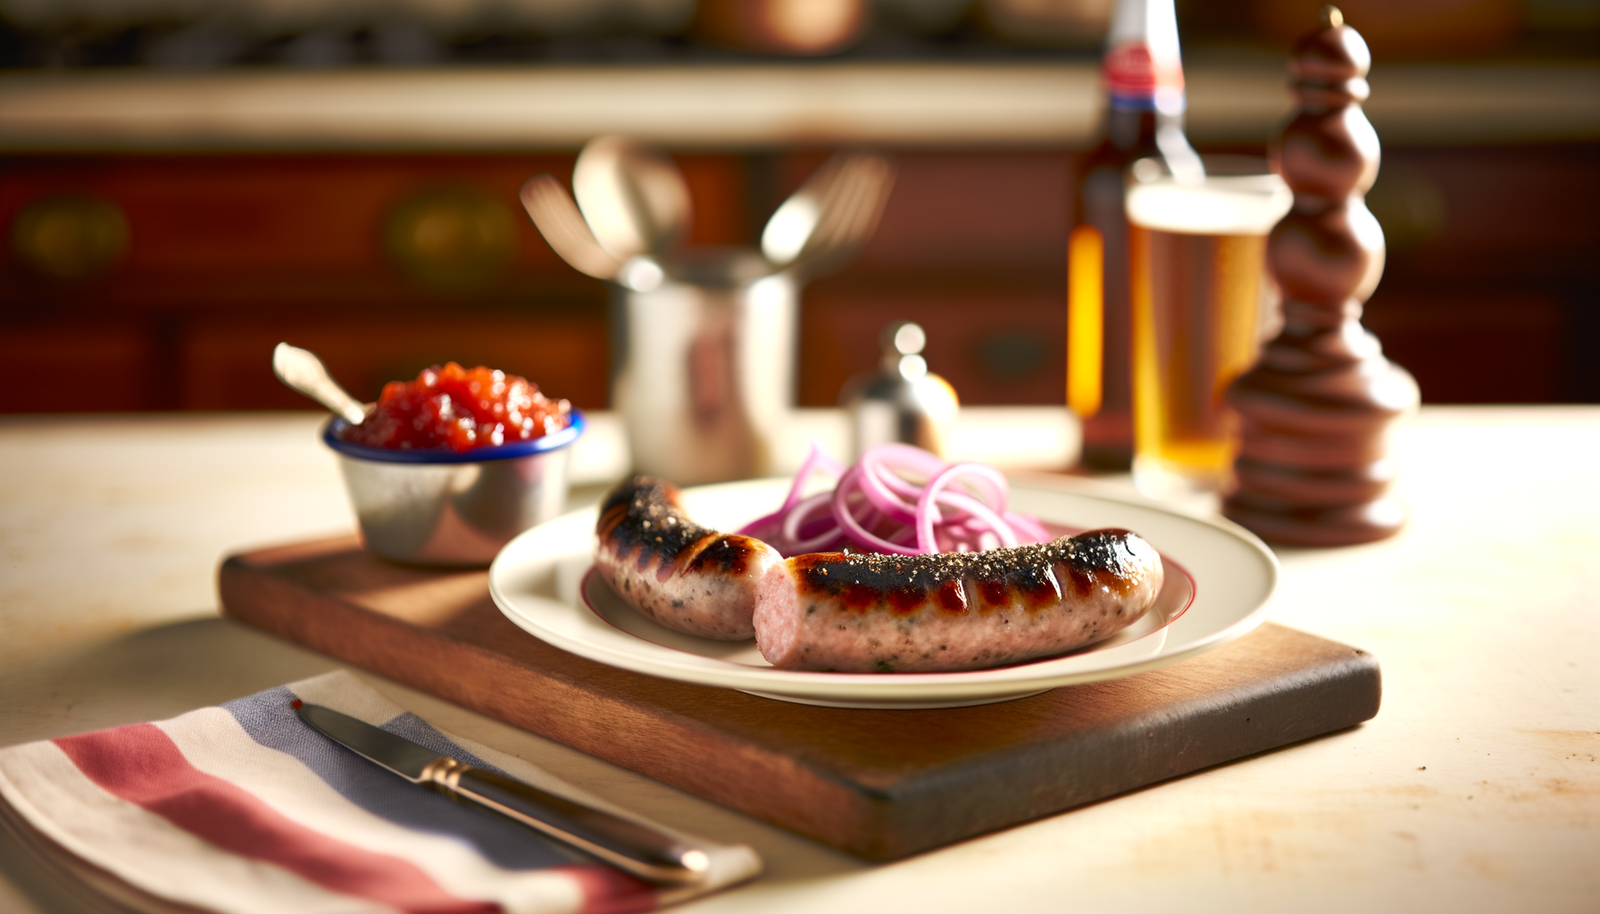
488, 478, 1280, 703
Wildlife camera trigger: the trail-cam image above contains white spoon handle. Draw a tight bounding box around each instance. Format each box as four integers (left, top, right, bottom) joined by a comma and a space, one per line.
272, 343, 368, 425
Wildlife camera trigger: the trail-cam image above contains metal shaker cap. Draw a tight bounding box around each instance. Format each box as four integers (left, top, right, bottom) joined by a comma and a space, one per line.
842, 320, 958, 459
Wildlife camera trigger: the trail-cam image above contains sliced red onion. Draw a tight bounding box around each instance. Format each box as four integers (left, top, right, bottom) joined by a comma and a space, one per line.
740, 442, 845, 539
916, 485, 1016, 554
741, 442, 1049, 557
780, 492, 843, 554
831, 466, 923, 555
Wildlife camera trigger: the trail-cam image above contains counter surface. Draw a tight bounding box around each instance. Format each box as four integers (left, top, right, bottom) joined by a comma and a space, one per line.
1, 407, 1596, 913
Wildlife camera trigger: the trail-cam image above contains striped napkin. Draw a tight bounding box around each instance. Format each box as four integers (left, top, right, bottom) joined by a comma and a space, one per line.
0, 670, 761, 914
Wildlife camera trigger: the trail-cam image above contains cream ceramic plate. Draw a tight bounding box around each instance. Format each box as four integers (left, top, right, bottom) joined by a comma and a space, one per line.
489, 479, 1278, 709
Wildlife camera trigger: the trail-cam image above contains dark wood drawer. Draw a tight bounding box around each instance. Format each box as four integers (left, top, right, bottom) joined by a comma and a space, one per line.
3, 145, 1595, 412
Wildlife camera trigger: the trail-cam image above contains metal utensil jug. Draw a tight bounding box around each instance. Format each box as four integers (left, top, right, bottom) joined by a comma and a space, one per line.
610, 249, 798, 485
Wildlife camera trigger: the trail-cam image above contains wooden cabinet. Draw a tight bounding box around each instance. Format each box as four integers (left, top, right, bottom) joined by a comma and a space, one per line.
1359, 145, 1600, 404
3, 142, 1596, 413
0, 152, 726, 411
0, 148, 1081, 412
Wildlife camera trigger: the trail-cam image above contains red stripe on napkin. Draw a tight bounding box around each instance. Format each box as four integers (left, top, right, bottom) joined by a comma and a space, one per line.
54, 723, 500, 914
559, 864, 657, 914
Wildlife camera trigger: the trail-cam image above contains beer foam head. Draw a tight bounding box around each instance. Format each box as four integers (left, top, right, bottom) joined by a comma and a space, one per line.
1127, 172, 1292, 236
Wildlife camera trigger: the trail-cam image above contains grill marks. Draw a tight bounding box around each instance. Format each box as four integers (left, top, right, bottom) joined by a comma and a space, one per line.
755, 526, 1163, 673
597, 477, 708, 562
788, 529, 1147, 618
597, 476, 737, 581
685, 535, 762, 577
593, 476, 785, 641
936, 579, 968, 614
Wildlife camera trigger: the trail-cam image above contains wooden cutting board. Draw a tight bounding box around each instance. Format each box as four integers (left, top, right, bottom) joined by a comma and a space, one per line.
219, 535, 1380, 861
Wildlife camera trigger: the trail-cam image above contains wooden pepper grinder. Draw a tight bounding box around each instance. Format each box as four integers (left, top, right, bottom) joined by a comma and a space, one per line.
1222, 6, 1420, 546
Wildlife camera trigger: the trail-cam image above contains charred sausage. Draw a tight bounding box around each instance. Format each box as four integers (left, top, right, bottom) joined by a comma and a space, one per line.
593, 476, 783, 640
753, 529, 1163, 672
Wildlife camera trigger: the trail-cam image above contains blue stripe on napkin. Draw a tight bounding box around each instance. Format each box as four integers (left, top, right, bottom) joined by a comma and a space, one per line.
223, 686, 581, 871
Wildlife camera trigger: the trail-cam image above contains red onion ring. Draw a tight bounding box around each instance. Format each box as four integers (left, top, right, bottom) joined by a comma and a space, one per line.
737, 442, 1049, 557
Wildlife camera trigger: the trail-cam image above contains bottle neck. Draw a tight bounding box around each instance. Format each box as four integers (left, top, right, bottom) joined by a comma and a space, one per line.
1102, 0, 1187, 126
1105, 105, 1151, 149
1104, 0, 1185, 102
1104, 104, 1183, 150
1099, 102, 1202, 182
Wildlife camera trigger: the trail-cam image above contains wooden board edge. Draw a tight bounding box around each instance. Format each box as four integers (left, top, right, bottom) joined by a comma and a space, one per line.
863, 640, 1382, 859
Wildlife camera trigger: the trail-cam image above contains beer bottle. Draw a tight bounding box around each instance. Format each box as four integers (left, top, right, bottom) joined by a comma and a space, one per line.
1068, 0, 1200, 470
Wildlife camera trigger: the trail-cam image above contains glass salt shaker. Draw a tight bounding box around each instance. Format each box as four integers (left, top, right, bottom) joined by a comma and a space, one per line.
838, 321, 959, 460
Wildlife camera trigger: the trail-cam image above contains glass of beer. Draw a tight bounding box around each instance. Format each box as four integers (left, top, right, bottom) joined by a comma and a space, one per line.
1126, 156, 1291, 500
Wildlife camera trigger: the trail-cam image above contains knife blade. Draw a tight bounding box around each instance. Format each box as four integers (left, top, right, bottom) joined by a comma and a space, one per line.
294, 702, 710, 885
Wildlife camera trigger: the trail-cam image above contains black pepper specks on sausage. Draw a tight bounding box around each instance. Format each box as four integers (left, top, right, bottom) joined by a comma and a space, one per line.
753, 529, 1163, 672
596, 476, 715, 578
594, 476, 782, 640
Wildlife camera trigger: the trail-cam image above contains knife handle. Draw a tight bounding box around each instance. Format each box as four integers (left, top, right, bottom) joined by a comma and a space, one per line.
420, 757, 710, 885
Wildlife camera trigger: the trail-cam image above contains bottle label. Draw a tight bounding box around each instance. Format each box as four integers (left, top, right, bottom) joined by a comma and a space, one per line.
1104, 42, 1185, 113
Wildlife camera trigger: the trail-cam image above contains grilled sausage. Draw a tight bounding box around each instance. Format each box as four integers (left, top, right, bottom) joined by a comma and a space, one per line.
753, 529, 1163, 672
593, 476, 783, 640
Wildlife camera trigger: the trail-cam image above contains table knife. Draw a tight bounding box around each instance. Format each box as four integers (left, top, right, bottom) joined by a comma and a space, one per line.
294, 702, 710, 885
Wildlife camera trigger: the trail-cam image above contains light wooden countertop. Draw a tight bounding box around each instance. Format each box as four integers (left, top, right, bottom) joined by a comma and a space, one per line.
1, 406, 1597, 912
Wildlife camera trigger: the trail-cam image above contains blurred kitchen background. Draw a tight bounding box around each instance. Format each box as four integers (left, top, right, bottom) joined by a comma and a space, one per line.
2, 0, 1596, 414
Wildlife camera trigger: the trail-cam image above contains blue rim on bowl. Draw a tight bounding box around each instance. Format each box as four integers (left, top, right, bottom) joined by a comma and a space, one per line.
322, 409, 586, 464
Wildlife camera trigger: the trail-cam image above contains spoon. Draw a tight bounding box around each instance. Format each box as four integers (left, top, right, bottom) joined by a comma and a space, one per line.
572, 136, 692, 261
519, 175, 666, 292
272, 343, 367, 425
761, 152, 894, 277
520, 175, 625, 281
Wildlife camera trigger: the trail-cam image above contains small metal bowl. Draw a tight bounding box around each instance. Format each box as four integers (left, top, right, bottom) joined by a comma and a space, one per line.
323, 411, 585, 567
